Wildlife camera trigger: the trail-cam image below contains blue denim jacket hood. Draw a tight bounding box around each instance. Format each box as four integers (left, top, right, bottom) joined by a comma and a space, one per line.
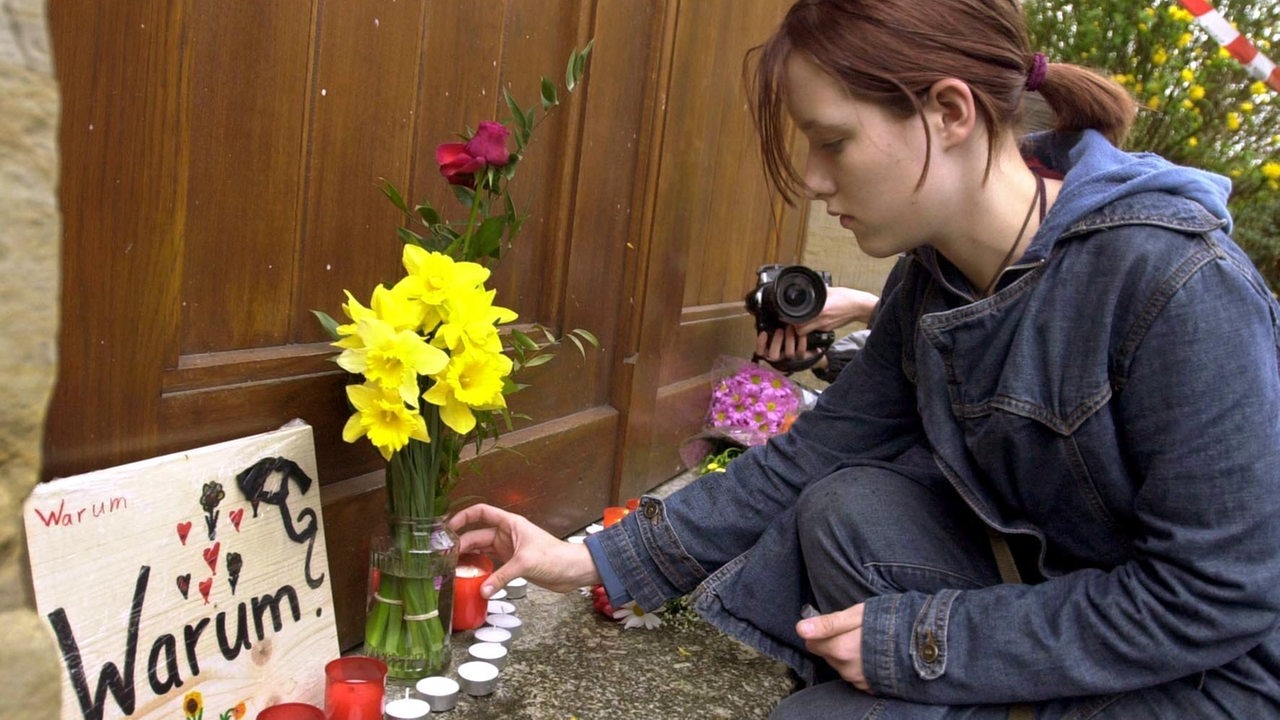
591, 131, 1280, 709
1030, 129, 1233, 241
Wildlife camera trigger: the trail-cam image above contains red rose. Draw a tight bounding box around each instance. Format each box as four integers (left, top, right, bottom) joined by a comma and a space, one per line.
465, 121, 511, 167
436, 142, 485, 187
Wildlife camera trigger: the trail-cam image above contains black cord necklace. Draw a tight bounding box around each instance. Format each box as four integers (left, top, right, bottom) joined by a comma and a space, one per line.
981, 172, 1046, 298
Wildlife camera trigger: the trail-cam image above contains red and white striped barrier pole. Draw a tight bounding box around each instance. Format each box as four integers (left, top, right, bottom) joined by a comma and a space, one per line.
1178, 0, 1280, 92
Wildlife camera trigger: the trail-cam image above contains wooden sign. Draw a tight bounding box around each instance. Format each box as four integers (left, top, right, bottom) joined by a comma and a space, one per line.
25, 420, 340, 720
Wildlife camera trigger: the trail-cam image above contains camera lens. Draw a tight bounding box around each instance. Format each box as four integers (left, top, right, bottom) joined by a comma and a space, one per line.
773, 267, 826, 322
781, 283, 811, 308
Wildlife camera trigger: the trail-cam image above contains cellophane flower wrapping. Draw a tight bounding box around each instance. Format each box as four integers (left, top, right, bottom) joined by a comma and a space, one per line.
679, 355, 816, 471
706, 356, 805, 445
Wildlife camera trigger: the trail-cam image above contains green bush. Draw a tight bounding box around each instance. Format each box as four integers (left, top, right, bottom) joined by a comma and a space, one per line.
1025, 1, 1280, 290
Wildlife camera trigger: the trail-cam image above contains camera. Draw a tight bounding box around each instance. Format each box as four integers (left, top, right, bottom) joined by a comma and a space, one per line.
744, 264, 836, 355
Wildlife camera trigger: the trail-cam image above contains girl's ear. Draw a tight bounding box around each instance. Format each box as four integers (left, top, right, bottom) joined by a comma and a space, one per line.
925, 78, 977, 149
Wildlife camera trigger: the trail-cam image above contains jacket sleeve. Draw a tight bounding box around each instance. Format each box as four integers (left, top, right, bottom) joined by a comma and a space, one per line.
592, 261, 922, 613
862, 248, 1280, 704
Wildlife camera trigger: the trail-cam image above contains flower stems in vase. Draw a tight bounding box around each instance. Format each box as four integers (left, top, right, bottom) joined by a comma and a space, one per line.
365, 405, 461, 679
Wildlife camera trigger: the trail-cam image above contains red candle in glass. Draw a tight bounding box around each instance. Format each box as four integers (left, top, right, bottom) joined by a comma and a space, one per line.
603, 506, 629, 527
323, 656, 387, 720
257, 703, 325, 720
452, 553, 494, 631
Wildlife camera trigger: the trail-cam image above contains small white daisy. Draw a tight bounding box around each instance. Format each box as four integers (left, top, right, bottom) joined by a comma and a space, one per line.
612, 601, 664, 630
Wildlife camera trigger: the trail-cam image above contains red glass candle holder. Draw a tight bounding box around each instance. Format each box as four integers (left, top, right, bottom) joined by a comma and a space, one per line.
257, 702, 324, 720
603, 506, 630, 527
452, 553, 494, 631
625, 497, 640, 511
323, 655, 387, 720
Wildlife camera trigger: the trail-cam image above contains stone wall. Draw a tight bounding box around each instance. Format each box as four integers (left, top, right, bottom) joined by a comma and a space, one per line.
0, 0, 62, 714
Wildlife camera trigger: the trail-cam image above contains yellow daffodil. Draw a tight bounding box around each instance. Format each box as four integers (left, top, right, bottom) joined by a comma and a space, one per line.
1188, 136, 1199, 148
1262, 162, 1280, 181
434, 286, 517, 354
397, 245, 490, 308
1147, 95, 1162, 110
334, 290, 377, 348
336, 284, 428, 349
337, 317, 448, 405
1176, 32, 1193, 49
1252, 81, 1268, 96
343, 382, 430, 460
1181, 99, 1195, 110
1189, 85, 1206, 101
424, 349, 513, 435
1240, 101, 1255, 113
1151, 48, 1168, 66
1226, 111, 1242, 131
373, 283, 428, 331
1180, 68, 1196, 83
1218, 47, 1232, 60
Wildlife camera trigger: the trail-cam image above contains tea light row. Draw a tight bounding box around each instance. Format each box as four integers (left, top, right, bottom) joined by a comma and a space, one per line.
383, 579, 525, 717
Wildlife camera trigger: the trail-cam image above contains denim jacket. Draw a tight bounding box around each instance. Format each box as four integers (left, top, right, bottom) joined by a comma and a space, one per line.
589, 131, 1280, 706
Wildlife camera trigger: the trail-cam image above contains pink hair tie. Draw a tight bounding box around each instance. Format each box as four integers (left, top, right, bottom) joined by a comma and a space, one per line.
1025, 52, 1048, 91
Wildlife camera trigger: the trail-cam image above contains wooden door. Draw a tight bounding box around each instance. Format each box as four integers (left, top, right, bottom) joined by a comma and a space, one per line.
43, 0, 802, 649
616, 0, 807, 499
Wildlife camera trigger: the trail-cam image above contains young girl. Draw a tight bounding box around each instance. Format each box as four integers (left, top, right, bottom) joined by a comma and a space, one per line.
450, 1, 1280, 716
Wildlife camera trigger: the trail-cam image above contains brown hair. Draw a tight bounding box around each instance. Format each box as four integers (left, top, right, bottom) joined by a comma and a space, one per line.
748, 0, 1137, 203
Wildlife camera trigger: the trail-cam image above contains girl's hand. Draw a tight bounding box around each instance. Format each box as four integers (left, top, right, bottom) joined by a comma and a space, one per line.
797, 603, 870, 691
448, 503, 601, 597
795, 287, 880, 336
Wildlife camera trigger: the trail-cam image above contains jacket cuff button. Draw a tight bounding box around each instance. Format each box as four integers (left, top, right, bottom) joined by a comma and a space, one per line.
919, 630, 940, 663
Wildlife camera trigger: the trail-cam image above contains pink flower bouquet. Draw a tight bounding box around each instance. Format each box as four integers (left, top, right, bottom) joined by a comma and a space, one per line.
679, 356, 811, 468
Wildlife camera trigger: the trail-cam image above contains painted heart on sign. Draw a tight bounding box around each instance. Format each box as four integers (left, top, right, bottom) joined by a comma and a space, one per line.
229, 508, 244, 531
203, 541, 220, 574
176, 521, 192, 545
198, 577, 213, 604
176, 573, 191, 599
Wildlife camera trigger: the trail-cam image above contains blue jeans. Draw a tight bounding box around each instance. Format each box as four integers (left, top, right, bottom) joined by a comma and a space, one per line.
771, 465, 1261, 719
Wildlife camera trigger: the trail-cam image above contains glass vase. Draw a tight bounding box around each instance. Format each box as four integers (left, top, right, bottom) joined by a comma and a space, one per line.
364, 516, 459, 680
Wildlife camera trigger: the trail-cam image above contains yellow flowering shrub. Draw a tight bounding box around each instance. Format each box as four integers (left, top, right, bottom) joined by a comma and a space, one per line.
1026, 0, 1280, 289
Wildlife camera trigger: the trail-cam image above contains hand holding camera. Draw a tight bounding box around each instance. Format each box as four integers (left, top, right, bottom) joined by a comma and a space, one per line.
745, 264, 836, 372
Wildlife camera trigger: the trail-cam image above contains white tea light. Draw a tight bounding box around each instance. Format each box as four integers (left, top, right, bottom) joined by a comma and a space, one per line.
585, 523, 605, 534
415, 676, 459, 712
385, 697, 431, 719
457, 661, 500, 696
467, 641, 508, 670
487, 599, 516, 615
566, 535, 586, 544
488, 588, 508, 601
504, 577, 528, 599
473, 625, 513, 648
485, 612, 523, 639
